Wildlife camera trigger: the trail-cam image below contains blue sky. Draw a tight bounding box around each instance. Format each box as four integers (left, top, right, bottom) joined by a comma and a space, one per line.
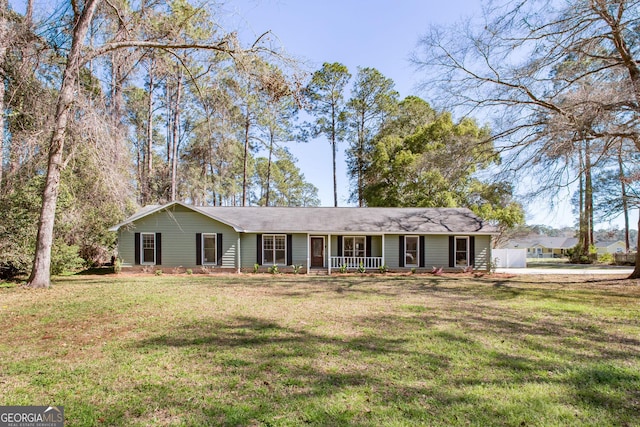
225, 0, 599, 228
226, 1, 476, 198
15, 0, 629, 229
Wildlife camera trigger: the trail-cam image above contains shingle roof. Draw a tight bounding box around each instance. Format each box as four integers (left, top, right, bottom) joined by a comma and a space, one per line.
196, 206, 497, 234
530, 237, 578, 249
110, 202, 499, 234
502, 237, 578, 249
595, 240, 624, 247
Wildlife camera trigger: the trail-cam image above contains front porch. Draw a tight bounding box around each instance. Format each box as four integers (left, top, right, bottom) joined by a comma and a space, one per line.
307, 234, 385, 274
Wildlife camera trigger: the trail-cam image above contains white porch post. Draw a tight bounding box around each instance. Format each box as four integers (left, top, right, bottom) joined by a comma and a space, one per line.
327, 233, 332, 275
382, 234, 385, 268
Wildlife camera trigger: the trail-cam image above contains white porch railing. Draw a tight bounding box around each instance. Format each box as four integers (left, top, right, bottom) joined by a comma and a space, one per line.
330, 256, 384, 269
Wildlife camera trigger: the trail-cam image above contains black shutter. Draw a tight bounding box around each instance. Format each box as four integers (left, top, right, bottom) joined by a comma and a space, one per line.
256, 234, 263, 265
469, 236, 475, 267
366, 236, 372, 258
399, 235, 405, 267
134, 233, 141, 265
155, 233, 162, 265
337, 235, 343, 256
449, 236, 455, 268
287, 234, 293, 266
196, 233, 202, 265
419, 236, 425, 268
217, 233, 224, 265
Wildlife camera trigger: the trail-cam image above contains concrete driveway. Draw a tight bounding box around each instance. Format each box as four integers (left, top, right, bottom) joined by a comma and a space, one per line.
496, 266, 634, 275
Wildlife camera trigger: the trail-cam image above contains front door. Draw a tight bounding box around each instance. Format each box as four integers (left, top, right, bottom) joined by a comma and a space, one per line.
310, 237, 324, 268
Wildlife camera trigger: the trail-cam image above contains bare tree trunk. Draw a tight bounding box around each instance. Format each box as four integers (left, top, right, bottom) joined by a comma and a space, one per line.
0, 60, 5, 191
24, 0, 32, 26
207, 139, 217, 206
618, 146, 630, 252
577, 139, 594, 258
331, 105, 338, 207
0, 0, 9, 192
595, 3, 640, 279
578, 147, 586, 255
143, 56, 155, 205
136, 138, 142, 201
170, 66, 182, 202
27, 0, 101, 288
356, 110, 366, 207
585, 139, 594, 251
166, 84, 171, 164
265, 130, 274, 206
109, 18, 126, 178
242, 115, 250, 206
332, 137, 337, 207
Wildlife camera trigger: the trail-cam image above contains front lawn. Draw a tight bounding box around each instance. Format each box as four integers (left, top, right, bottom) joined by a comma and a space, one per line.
1, 274, 639, 426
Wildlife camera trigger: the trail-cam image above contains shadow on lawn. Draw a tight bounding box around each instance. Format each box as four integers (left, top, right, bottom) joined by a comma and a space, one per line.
274, 274, 639, 300
137, 315, 423, 359
122, 315, 451, 425
272, 276, 491, 302
114, 308, 640, 426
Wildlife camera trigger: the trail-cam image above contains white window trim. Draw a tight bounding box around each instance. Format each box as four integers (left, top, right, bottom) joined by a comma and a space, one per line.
202, 233, 217, 266
263, 234, 287, 265
141, 232, 156, 265
455, 236, 470, 267
405, 236, 419, 267
343, 236, 366, 258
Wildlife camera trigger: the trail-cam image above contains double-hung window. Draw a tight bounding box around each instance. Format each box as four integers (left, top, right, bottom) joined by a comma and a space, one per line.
263, 234, 286, 265
202, 233, 217, 265
343, 236, 366, 258
455, 236, 469, 267
405, 236, 419, 267
141, 233, 156, 264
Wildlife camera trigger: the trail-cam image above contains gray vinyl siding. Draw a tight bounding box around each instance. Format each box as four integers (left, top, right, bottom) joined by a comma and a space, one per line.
384, 235, 400, 268
474, 235, 491, 271
383, 234, 490, 270
240, 234, 257, 268
118, 205, 238, 268
425, 235, 450, 268
292, 234, 307, 266
118, 229, 136, 267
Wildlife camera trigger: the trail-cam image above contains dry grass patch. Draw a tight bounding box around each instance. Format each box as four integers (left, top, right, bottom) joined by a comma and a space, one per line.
1, 273, 639, 426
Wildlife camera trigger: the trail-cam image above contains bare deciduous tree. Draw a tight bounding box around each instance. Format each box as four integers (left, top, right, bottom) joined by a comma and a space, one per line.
414, 0, 640, 277
25, 0, 281, 288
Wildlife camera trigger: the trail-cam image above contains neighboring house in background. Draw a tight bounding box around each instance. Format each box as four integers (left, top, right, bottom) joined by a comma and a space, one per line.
503, 237, 578, 258
595, 240, 627, 255
109, 202, 498, 273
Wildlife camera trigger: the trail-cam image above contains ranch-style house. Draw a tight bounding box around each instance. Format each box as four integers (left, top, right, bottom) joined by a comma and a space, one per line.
109, 202, 498, 273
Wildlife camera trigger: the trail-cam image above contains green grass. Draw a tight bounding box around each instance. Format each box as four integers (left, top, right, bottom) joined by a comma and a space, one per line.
1, 273, 639, 426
